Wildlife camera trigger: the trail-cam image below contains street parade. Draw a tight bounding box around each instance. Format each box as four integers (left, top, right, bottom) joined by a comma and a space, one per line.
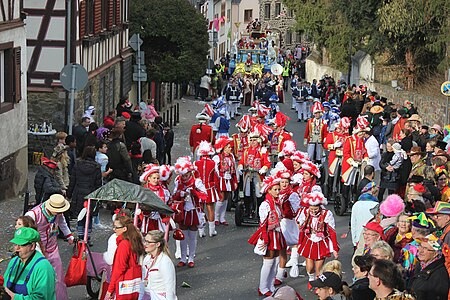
1, 0, 450, 300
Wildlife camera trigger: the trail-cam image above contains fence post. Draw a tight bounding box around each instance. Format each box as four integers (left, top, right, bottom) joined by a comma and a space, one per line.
169, 105, 173, 127
176, 103, 180, 124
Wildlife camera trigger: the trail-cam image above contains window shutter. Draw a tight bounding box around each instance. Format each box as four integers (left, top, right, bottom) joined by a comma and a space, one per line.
79, 1, 86, 37
107, 0, 113, 29
13, 47, 21, 103
115, 0, 120, 25
94, 0, 102, 33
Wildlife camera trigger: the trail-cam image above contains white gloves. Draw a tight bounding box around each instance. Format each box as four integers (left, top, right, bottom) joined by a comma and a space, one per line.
238, 165, 243, 176
333, 141, 342, 148
259, 166, 268, 175
224, 172, 232, 180
351, 161, 359, 168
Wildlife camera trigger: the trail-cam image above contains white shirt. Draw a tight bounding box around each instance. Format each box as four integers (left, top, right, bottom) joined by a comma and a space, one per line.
365, 135, 381, 171
350, 199, 378, 246
141, 253, 177, 300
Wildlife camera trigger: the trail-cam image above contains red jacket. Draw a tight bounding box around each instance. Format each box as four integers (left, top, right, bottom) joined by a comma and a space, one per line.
304, 118, 328, 143
108, 235, 140, 299
189, 123, 214, 153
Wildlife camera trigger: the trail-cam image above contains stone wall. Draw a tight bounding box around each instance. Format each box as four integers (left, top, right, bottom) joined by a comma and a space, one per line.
372, 83, 448, 127
259, 0, 296, 49
305, 50, 343, 82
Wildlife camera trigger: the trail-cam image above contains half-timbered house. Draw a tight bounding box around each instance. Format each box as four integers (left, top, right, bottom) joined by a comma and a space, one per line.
24, 0, 132, 130
0, 0, 28, 200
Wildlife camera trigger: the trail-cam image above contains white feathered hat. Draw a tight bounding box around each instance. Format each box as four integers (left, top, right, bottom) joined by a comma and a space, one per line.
304, 191, 327, 206
174, 156, 195, 175
139, 164, 160, 183
159, 165, 174, 181
196, 140, 215, 156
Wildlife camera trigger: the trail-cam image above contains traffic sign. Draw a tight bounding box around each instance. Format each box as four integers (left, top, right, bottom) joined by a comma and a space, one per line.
133, 72, 147, 82
441, 81, 450, 96
129, 34, 143, 51
135, 51, 145, 64
60, 63, 88, 92
133, 65, 147, 73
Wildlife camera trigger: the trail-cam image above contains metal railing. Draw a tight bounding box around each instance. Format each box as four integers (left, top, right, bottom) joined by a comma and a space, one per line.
162, 103, 180, 127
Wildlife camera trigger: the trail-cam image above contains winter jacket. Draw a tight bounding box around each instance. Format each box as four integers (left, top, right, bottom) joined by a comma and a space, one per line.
410, 256, 449, 300
422, 179, 440, 206
34, 166, 62, 204
67, 158, 102, 216
379, 151, 398, 190
107, 138, 134, 181
350, 277, 375, 300
124, 120, 146, 150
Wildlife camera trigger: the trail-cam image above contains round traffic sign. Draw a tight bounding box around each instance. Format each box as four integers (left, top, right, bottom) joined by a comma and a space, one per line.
441, 81, 450, 97
60, 63, 89, 92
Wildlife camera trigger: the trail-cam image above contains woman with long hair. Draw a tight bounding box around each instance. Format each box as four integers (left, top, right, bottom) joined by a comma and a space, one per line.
248, 175, 285, 297
140, 230, 177, 300
105, 215, 145, 300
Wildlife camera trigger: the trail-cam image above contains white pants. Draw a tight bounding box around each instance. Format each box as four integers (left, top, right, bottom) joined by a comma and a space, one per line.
305, 102, 312, 119
230, 102, 239, 118
296, 102, 307, 120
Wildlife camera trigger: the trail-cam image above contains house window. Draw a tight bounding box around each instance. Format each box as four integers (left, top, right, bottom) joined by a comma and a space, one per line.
0, 42, 21, 114
275, 3, 281, 17
86, 0, 94, 35
101, 0, 107, 29
286, 31, 292, 44
264, 4, 271, 20
244, 9, 252, 22
287, 9, 294, 18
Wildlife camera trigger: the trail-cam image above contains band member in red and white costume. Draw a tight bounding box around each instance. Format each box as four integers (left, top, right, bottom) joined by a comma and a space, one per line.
270, 112, 292, 159
323, 116, 350, 197
297, 161, 322, 203
194, 141, 220, 237
172, 156, 207, 268
341, 116, 369, 203
304, 101, 328, 163
189, 112, 214, 160
140, 164, 171, 233
272, 167, 301, 285
238, 125, 272, 216
159, 165, 174, 190
276, 140, 297, 173
213, 136, 238, 226
232, 115, 251, 161
248, 175, 286, 297
296, 190, 339, 288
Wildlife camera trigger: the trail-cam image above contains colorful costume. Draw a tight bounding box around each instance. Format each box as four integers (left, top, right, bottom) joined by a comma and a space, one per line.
304, 102, 328, 162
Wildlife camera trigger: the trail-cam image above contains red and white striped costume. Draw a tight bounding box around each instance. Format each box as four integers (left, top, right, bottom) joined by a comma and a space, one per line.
249, 193, 286, 251
172, 175, 207, 227
141, 182, 171, 233
279, 186, 301, 246
296, 207, 339, 260
212, 152, 238, 192
194, 156, 221, 203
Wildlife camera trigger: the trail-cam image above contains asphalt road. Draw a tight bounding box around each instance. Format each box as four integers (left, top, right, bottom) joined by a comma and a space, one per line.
0, 94, 354, 300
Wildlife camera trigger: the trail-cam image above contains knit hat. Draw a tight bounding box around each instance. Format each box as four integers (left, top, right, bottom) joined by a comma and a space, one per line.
196, 140, 215, 156
139, 164, 160, 183
380, 194, 405, 217
174, 156, 195, 175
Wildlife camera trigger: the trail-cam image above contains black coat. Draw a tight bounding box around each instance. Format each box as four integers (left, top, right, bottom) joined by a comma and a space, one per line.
107, 138, 134, 181
164, 129, 174, 150
350, 277, 375, 300
67, 158, 102, 216
154, 124, 166, 164
34, 166, 62, 204
422, 179, 441, 206
124, 120, 146, 150
401, 135, 413, 152
379, 151, 398, 190
410, 256, 449, 300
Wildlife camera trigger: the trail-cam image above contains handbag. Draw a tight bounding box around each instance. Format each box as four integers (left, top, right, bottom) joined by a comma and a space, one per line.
117, 257, 142, 296
64, 241, 87, 287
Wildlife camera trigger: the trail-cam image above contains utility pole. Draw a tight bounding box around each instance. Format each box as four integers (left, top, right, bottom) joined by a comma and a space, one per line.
66, 0, 73, 134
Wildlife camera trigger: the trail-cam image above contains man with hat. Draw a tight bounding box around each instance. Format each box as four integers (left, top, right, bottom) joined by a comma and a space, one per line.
124, 111, 146, 150
25, 194, 73, 300
269, 112, 292, 160
33, 157, 64, 205
3, 227, 56, 299
407, 147, 426, 192
304, 102, 328, 164
189, 112, 214, 161
309, 272, 343, 300
427, 201, 450, 247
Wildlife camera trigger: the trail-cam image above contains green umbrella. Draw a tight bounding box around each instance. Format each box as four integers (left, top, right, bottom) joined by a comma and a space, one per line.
84, 179, 173, 215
